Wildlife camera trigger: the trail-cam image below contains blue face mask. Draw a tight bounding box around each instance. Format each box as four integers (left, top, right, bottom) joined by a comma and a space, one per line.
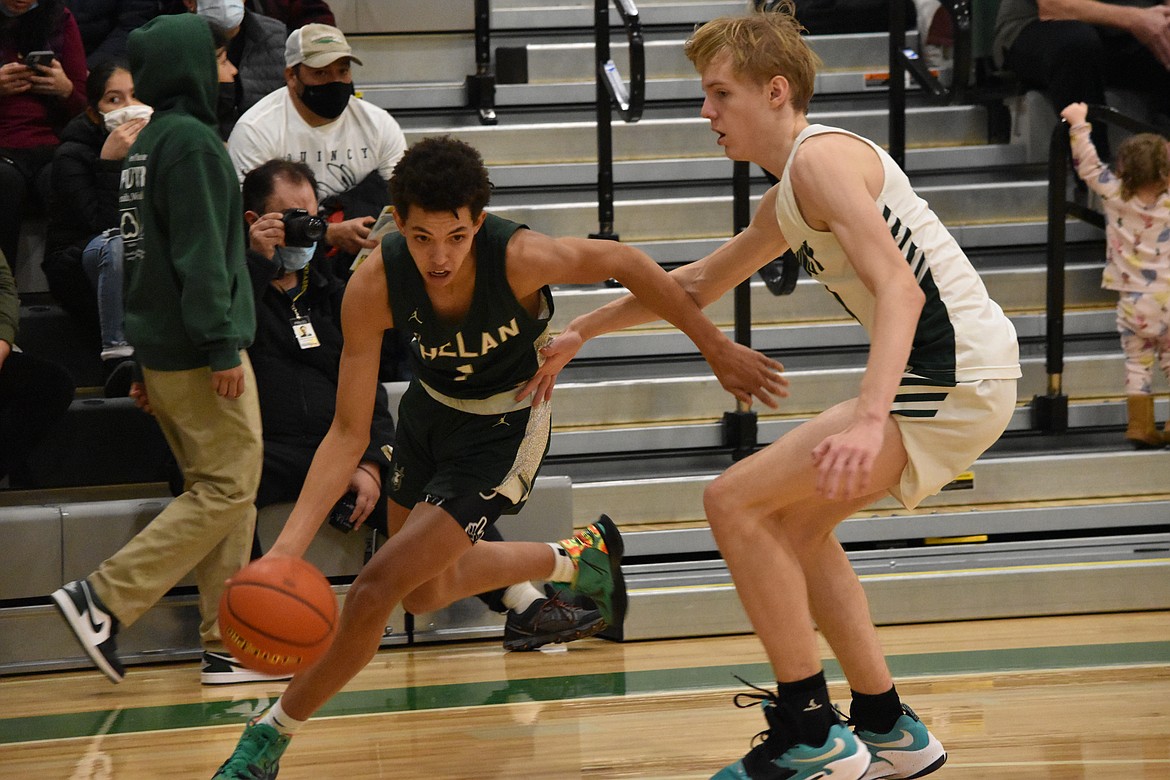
275, 243, 315, 272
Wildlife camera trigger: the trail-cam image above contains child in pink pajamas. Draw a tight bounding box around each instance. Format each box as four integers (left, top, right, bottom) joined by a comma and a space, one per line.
1062, 102, 1170, 448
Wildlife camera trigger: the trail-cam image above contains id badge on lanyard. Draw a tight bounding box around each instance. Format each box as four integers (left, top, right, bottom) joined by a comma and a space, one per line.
292, 315, 320, 349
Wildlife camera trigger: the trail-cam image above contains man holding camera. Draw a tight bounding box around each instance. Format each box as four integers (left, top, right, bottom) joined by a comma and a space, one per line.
241, 158, 394, 549
239, 159, 606, 656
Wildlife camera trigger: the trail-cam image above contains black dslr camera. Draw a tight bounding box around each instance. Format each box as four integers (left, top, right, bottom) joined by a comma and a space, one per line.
281, 208, 327, 247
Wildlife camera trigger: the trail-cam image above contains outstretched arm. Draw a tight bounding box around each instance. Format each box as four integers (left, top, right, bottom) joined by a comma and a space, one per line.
509, 218, 788, 408
517, 187, 792, 404
267, 247, 394, 558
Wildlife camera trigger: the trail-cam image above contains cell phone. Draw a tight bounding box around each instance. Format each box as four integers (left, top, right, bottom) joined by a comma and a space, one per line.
24, 50, 54, 73
327, 492, 358, 533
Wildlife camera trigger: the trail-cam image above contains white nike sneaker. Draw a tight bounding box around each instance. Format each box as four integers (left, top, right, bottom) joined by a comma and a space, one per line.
51, 579, 125, 684
855, 704, 947, 779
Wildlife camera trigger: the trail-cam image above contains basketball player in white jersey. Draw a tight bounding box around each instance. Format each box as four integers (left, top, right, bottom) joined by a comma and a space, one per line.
523, 5, 1021, 779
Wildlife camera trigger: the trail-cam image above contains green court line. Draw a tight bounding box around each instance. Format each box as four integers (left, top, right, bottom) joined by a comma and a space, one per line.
2, 641, 1167, 746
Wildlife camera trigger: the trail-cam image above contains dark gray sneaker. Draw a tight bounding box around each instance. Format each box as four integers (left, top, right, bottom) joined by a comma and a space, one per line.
50, 579, 124, 684
503, 585, 605, 651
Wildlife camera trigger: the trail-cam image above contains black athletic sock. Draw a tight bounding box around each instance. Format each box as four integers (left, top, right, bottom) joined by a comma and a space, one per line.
776, 671, 839, 747
850, 685, 903, 734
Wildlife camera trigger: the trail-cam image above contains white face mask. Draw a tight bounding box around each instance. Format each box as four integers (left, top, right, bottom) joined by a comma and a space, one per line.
197, 0, 244, 31
102, 104, 153, 132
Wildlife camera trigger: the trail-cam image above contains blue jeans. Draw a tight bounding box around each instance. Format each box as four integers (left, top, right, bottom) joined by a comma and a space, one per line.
81, 229, 130, 357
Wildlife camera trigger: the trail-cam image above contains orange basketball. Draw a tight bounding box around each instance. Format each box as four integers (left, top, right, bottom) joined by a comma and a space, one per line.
218, 557, 338, 676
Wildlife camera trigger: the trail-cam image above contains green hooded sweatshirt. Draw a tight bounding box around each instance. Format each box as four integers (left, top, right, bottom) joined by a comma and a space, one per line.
119, 14, 254, 372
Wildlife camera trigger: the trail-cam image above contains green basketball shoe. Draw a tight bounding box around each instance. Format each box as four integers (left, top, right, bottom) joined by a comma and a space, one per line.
855, 704, 947, 779
212, 719, 291, 779
555, 514, 627, 631
712, 682, 870, 780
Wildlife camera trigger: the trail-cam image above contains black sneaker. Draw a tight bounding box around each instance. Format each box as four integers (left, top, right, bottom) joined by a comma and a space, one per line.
102, 359, 136, 399
201, 651, 294, 686
503, 585, 605, 651
50, 579, 124, 684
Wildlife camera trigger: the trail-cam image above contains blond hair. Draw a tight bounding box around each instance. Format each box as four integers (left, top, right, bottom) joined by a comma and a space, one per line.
1114, 132, 1170, 201
684, 2, 821, 114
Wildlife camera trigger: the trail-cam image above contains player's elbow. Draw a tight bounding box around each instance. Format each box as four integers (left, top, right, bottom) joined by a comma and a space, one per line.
902, 281, 926, 317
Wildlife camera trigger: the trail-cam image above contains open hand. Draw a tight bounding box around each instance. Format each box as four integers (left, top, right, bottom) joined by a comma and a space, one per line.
1130, 5, 1170, 69
706, 339, 788, 409
100, 117, 147, 161
810, 416, 885, 500
326, 216, 376, 255
516, 329, 584, 405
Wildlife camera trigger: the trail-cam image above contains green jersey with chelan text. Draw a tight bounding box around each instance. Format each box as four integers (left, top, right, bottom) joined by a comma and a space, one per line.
382, 213, 554, 401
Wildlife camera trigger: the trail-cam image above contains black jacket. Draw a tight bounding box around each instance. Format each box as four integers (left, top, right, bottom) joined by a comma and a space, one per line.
41, 110, 121, 322
245, 248, 395, 463
45, 111, 121, 260
220, 9, 285, 139
66, 0, 160, 67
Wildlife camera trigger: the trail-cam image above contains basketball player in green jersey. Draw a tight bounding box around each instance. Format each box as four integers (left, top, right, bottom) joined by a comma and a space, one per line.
212, 136, 787, 779
521, 6, 1021, 780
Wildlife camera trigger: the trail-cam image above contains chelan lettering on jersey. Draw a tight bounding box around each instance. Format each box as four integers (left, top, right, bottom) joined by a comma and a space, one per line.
416, 318, 521, 362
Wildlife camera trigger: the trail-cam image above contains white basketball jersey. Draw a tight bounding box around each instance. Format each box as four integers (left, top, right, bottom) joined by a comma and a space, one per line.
774, 124, 1021, 384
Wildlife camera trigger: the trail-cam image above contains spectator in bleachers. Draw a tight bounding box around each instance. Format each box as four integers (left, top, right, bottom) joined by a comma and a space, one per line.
994, 0, 1170, 155
50, 14, 272, 687
227, 23, 406, 276
174, 0, 285, 140
64, 0, 159, 67
244, 0, 333, 34
239, 158, 603, 654
0, 248, 75, 489
241, 158, 395, 528
0, 0, 88, 271
1062, 101, 1170, 448
43, 59, 150, 394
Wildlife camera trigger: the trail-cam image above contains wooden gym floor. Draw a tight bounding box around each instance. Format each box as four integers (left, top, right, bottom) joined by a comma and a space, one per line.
2, 611, 1168, 778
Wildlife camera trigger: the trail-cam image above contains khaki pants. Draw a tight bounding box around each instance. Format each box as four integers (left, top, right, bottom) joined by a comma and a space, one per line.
90, 354, 262, 647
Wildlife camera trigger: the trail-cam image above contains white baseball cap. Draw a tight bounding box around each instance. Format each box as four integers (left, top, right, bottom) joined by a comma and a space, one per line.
285, 24, 363, 69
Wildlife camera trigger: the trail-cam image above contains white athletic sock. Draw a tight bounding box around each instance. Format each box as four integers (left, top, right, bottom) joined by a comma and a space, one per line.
501, 581, 543, 613
257, 698, 306, 736
547, 543, 577, 583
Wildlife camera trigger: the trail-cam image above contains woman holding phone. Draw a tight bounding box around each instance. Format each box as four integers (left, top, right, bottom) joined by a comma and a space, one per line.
0, 0, 87, 271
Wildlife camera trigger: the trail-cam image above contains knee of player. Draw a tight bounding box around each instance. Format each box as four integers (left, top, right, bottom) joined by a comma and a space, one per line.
703, 475, 748, 528
401, 588, 443, 615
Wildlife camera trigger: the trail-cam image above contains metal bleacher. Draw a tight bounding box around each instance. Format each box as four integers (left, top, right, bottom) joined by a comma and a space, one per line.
2, 0, 1169, 675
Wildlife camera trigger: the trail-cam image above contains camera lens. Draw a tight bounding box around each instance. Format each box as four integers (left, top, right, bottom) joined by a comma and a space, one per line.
282, 209, 327, 247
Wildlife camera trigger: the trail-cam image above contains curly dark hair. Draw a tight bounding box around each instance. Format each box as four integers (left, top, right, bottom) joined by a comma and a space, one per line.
389, 136, 492, 220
